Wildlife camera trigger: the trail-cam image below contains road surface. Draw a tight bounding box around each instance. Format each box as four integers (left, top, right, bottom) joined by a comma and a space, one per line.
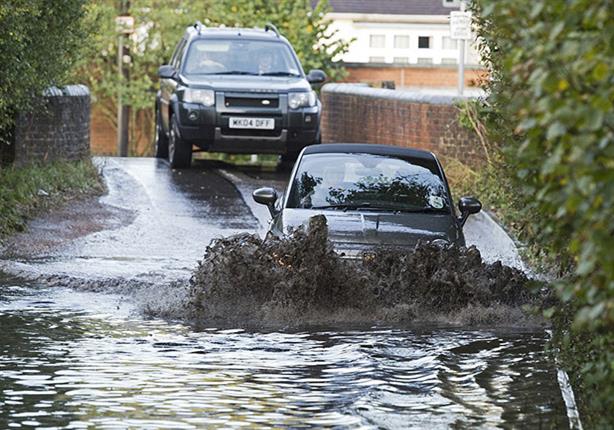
0, 157, 525, 283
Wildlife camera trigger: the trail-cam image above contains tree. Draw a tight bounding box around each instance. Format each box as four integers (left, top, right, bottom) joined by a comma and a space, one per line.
74, 0, 213, 155
0, 0, 89, 145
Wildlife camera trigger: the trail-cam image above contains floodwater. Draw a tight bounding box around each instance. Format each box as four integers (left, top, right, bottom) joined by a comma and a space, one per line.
0, 282, 569, 429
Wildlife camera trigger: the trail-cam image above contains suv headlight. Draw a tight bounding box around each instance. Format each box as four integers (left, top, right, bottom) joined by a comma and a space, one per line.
288, 91, 316, 109
183, 89, 215, 106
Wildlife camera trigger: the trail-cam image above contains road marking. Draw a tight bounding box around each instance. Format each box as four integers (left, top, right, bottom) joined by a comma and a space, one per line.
546, 330, 583, 430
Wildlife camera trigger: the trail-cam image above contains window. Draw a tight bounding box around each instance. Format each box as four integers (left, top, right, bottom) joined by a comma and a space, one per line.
441, 58, 457, 65
443, 0, 461, 7
369, 34, 386, 49
369, 56, 385, 63
170, 40, 187, 68
442, 36, 458, 50
417, 58, 433, 65
394, 35, 410, 49
418, 36, 431, 49
183, 39, 300, 76
393, 57, 409, 64
287, 153, 451, 212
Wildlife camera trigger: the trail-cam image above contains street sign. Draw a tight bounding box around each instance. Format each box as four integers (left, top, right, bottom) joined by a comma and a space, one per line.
450, 11, 472, 40
116, 16, 134, 34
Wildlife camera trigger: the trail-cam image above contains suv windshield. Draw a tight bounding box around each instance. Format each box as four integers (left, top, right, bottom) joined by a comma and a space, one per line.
183, 39, 301, 76
286, 153, 451, 213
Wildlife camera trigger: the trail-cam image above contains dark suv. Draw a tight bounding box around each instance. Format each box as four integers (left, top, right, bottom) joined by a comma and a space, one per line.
154, 22, 326, 168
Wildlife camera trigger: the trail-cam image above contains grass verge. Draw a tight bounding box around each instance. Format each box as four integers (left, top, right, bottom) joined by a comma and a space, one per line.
0, 159, 104, 240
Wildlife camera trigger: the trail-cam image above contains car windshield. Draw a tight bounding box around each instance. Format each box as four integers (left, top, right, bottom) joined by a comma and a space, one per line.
183, 39, 301, 77
286, 153, 451, 213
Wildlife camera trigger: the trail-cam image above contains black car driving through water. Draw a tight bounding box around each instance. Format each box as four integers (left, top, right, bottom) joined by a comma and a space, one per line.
154, 22, 326, 168
252, 144, 482, 257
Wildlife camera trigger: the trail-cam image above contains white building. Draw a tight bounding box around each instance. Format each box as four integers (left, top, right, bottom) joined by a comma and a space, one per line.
320, 0, 481, 66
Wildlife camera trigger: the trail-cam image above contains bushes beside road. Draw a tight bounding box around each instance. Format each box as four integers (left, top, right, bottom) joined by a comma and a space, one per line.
0, 0, 89, 143
473, 0, 614, 427
0, 160, 103, 240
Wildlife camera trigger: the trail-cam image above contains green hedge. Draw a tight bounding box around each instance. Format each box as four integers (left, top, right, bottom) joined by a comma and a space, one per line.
473, 0, 614, 427
0, 0, 88, 139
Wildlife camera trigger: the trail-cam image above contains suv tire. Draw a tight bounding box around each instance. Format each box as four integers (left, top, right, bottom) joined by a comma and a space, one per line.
154, 107, 169, 159
168, 114, 192, 168
279, 152, 299, 170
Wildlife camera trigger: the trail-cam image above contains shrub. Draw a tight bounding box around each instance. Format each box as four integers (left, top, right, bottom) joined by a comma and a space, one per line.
0, 0, 89, 141
473, 0, 614, 426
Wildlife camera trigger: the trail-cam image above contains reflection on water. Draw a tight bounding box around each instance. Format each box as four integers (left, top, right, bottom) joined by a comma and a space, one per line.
0, 283, 568, 429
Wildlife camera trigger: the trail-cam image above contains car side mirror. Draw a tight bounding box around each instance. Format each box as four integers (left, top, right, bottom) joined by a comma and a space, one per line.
253, 187, 279, 217
158, 65, 177, 79
458, 196, 482, 227
306, 69, 327, 84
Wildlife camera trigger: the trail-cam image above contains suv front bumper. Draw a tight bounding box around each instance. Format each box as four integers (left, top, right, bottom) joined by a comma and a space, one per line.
175, 91, 320, 155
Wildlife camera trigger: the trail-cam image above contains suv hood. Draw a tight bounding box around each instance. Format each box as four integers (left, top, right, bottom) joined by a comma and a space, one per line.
180, 74, 312, 93
276, 209, 462, 256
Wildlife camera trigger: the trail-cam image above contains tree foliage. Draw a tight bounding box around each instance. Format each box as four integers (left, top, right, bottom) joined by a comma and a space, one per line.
208, 0, 350, 81
78, 0, 350, 155
0, 0, 89, 141
473, 0, 614, 426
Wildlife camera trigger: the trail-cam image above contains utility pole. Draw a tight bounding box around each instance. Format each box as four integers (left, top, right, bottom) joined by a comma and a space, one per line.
458, 1, 466, 96
116, 1, 132, 157
449, 1, 471, 96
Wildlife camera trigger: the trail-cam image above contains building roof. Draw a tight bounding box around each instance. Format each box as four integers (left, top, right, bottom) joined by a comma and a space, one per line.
313, 0, 460, 16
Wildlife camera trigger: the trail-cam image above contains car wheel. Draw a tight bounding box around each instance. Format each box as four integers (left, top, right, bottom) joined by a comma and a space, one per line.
153, 108, 168, 159
168, 114, 192, 169
279, 152, 298, 170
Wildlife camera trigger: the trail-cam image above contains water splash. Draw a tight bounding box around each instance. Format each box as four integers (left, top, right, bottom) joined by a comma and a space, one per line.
185, 215, 551, 326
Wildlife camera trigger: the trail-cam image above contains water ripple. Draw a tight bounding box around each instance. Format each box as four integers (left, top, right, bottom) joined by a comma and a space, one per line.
0, 285, 568, 429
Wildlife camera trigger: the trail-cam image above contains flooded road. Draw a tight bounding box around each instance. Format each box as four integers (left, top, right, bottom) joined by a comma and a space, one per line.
0, 158, 573, 428
0, 282, 568, 429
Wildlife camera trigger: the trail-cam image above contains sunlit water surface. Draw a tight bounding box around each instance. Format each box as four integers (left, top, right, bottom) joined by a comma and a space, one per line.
0, 282, 568, 429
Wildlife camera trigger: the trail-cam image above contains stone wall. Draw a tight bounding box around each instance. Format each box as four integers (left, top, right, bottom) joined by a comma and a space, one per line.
13, 85, 90, 166
320, 83, 485, 166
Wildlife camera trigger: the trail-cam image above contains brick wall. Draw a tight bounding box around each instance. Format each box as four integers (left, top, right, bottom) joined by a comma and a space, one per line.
13, 85, 90, 166
343, 63, 487, 89
320, 83, 484, 166
91, 107, 116, 155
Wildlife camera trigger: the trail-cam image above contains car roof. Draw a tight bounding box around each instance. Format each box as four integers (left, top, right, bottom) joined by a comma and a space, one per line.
187, 27, 289, 43
302, 143, 438, 161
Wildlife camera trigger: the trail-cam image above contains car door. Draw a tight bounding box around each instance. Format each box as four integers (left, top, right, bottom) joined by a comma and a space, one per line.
160, 38, 187, 131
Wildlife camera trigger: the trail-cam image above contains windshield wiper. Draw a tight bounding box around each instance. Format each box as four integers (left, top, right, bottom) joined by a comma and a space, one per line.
260, 71, 301, 77
310, 203, 448, 213
310, 203, 380, 211
197, 71, 258, 76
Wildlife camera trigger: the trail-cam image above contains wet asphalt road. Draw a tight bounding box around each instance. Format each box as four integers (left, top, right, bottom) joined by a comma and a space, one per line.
1, 157, 524, 283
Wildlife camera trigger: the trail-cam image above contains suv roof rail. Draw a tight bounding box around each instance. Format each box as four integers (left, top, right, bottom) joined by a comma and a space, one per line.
264, 23, 281, 38
193, 20, 206, 34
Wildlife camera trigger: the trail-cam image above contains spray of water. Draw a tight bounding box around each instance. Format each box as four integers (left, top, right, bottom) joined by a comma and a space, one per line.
184, 215, 551, 326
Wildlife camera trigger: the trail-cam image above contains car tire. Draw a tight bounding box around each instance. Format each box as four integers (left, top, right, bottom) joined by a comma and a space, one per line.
153, 108, 169, 159
168, 114, 192, 169
279, 152, 299, 170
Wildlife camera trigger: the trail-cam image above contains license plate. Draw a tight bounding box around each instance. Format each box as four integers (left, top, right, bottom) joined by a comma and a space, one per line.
229, 117, 275, 130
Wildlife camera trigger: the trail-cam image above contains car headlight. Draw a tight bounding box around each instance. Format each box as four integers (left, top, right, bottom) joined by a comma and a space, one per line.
183, 89, 215, 107
288, 91, 317, 109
